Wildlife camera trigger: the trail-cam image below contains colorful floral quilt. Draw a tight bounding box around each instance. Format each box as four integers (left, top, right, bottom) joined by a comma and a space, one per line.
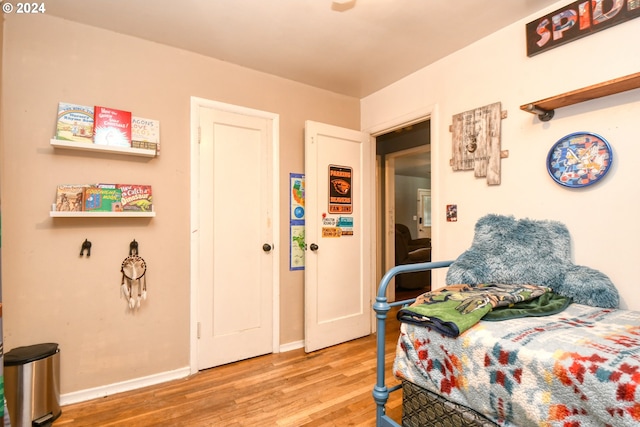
394, 303, 640, 426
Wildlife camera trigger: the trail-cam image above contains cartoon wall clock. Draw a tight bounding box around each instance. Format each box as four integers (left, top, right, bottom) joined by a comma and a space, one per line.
546, 131, 613, 188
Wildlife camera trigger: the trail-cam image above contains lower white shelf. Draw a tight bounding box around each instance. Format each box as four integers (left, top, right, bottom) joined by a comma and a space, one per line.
50, 211, 155, 218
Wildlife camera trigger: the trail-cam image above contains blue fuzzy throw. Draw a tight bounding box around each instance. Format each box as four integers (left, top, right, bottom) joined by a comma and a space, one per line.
445, 214, 619, 308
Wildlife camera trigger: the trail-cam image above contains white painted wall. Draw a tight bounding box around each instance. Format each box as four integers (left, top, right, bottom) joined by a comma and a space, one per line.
362, 1, 640, 309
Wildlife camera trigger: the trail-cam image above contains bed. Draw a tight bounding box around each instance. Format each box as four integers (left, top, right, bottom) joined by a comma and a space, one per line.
373, 215, 640, 427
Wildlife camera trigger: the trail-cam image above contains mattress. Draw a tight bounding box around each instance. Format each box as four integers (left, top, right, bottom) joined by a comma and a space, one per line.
394, 303, 640, 426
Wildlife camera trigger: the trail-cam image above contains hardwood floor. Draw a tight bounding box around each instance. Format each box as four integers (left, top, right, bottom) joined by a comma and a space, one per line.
56, 311, 404, 426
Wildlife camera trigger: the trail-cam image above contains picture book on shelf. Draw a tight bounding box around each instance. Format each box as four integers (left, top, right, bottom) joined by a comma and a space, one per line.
93, 106, 132, 147
97, 184, 153, 212
55, 184, 87, 212
118, 184, 153, 212
83, 187, 123, 212
55, 103, 94, 143
131, 117, 160, 154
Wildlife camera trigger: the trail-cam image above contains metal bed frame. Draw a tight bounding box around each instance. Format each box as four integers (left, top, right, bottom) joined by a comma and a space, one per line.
372, 260, 453, 427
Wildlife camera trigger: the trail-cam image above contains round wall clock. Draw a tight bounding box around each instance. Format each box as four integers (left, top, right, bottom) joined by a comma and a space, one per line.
546, 132, 613, 188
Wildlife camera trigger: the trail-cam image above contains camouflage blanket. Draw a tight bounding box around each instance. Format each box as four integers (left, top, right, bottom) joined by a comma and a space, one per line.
394, 303, 640, 426
397, 283, 554, 337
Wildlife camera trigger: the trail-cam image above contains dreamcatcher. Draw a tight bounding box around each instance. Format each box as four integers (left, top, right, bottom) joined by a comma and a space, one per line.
121, 239, 147, 309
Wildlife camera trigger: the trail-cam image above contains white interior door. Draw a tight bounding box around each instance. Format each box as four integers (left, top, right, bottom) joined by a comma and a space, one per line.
417, 189, 431, 239
196, 104, 276, 370
304, 120, 371, 353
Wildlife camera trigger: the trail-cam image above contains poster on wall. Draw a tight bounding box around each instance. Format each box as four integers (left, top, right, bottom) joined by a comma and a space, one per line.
290, 225, 305, 270
328, 165, 352, 214
289, 173, 305, 270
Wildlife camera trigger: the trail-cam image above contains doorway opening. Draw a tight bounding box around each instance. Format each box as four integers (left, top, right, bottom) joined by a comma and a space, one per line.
376, 120, 431, 302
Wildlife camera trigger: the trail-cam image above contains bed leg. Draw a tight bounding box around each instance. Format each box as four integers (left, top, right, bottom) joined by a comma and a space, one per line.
373, 383, 390, 426
372, 262, 454, 427
373, 293, 391, 426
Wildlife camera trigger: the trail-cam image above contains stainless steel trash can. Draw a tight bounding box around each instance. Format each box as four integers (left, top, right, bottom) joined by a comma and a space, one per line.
4, 343, 61, 427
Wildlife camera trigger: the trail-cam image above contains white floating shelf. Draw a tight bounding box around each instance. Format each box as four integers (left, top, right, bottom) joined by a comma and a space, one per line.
50, 138, 156, 158
50, 211, 155, 218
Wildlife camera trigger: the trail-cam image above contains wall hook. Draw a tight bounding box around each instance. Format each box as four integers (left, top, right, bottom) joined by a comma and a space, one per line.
80, 239, 92, 257
129, 239, 139, 255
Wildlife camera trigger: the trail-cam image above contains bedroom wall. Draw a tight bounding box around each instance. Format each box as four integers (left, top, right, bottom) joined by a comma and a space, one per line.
0, 14, 359, 396
362, 1, 640, 310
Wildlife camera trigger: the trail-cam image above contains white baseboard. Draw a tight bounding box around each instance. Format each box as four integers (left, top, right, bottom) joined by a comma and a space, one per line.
60, 366, 191, 406
279, 340, 304, 353
61, 344, 303, 406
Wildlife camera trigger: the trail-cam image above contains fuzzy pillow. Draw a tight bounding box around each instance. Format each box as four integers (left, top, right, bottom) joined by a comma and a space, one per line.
562, 265, 619, 308
445, 214, 619, 308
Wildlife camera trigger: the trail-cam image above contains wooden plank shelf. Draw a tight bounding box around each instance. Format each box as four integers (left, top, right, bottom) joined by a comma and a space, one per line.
51, 138, 157, 158
520, 72, 640, 121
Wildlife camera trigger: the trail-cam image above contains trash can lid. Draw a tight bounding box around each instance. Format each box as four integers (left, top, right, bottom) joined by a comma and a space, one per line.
5, 343, 59, 366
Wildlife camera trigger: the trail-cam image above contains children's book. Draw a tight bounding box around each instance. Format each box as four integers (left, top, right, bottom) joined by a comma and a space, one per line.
117, 184, 153, 212
83, 187, 123, 212
97, 183, 153, 212
55, 185, 87, 212
131, 117, 160, 155
93, 106, 132, 147
55, 103, 94, 143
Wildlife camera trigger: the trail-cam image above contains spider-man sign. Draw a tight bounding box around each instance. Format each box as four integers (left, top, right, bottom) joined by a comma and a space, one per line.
526, 0, 640, 56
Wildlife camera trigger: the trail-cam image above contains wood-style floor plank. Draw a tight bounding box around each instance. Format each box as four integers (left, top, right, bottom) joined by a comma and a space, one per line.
55, 309, 405, 426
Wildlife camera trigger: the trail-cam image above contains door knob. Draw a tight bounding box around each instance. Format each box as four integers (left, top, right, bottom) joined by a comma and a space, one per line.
263, 243, 272, 252
310, 243, 319, 251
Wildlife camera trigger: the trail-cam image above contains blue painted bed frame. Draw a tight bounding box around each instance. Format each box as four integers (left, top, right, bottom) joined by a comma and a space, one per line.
372, 260, 454, 427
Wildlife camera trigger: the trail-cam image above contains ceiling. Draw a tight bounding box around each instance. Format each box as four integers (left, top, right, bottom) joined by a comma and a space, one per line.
44, 0, 559, 98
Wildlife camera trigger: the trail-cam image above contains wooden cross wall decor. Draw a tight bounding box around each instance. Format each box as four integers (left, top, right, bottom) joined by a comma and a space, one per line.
450, 102, 508, 185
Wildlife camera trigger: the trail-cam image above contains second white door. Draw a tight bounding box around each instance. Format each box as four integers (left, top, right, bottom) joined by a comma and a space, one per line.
304, 120, 372, 353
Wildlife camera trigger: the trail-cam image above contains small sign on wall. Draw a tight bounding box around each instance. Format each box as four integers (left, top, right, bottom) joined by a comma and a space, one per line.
447, 205, 458, 222
337, 216, 354, 236
450, 102, 503, 185
526, 0, 640, 57
322, 227, 342, 238
328, 165, 352, 214
320, 215, 354, 237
